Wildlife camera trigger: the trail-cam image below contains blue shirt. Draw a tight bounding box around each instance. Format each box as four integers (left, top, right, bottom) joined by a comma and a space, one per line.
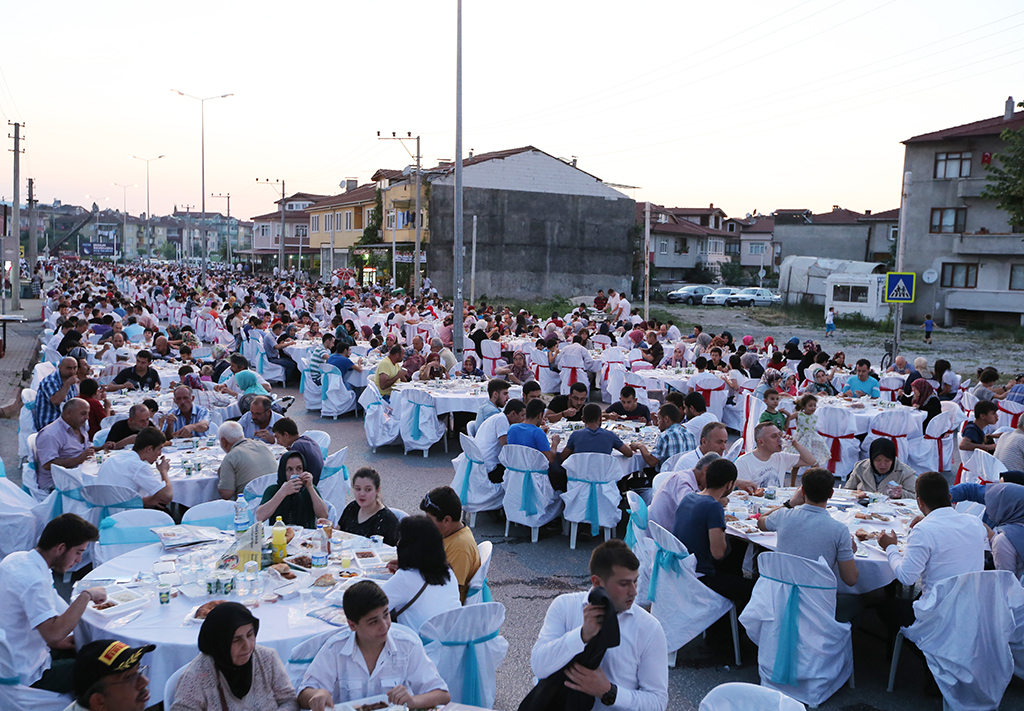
506, 423, 550, 452
327, 354, 354, 377
34, 370, 77, 431
566, 426, 624, 455
475, 401, 501, 426
924, 319, 935, 332
672, 494, 726, 577
842, 375, 880, 398
951, 483, 993, 527
166, 405, 211, 436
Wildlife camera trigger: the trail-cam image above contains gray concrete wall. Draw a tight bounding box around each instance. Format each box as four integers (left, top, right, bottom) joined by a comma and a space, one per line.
774, 223, 870, 262
427, 185, 635, 300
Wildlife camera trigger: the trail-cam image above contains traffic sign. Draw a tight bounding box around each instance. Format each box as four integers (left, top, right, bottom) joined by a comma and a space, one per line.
757, 268, 766, 278
884, 272, 915, 303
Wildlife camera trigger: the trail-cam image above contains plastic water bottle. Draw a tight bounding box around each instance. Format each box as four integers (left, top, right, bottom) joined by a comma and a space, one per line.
234, 494, 249, 536
272, 517, 287, 564
311, 524, 328, 569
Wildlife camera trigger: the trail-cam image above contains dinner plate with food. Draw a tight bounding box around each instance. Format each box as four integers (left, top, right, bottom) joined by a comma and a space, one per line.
87, 585, 149, 618
184, 599, 229, 625
338, 695, 406, 711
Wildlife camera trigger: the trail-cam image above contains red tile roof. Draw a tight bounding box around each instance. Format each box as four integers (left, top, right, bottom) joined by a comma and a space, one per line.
666, 206, 727, 217
860, 208, 900, 221
904, 110, 1024, 144
745, 216, 775, 232
371, 169, 404, 182
274, 192, 330, 205
810, 207, 863, 225
306, 183, 378, 211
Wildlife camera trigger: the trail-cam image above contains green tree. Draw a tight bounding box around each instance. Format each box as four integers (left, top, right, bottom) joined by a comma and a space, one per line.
359, 189, 383, 245
161, 241, 176, 260
982, 100, 1024, 229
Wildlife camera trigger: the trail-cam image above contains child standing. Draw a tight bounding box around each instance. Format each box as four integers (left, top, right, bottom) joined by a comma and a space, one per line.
923, 314, 934, 344
825, 307, 836, 338
789, 394, 830, 467
759, 388, 796, 431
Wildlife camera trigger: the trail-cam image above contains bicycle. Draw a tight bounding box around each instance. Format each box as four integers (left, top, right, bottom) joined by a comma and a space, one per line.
879, 340, 894, 372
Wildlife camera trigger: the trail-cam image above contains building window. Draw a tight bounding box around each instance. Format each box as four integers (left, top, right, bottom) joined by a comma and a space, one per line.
674, 239, 688, 254
310, 215, 319, 233
385, 209, 396, 230
889, 225, 898, 241
659, 240, 668, 254
749, 243, 766, 255
345, 211, 353, 231
930, 208, 967, 234
940, 262, 978, 288
258, 225, 269, 237
324, 213, 333, 232
832, 285, 869, 303
1011, 265, 1024, 291
934, 152, 972, 179
295, 225, 308, 238
365, 209, 373, 228
728, 223, 736, 232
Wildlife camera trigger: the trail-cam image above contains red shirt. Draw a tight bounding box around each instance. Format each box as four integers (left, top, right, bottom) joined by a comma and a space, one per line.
84, 397, 106, 438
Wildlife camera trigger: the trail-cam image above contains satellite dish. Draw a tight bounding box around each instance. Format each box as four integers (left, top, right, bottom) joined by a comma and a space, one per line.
922, 269, 938, 284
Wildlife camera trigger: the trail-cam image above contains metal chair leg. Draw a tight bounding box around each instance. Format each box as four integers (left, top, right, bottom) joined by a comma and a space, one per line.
887, 630, 905, 692
729, 604, 741, 667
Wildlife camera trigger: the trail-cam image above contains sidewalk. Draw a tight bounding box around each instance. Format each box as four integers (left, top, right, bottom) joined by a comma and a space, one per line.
0, 297, 44, 405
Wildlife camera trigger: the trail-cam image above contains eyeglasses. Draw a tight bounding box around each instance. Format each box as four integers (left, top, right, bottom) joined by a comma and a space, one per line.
105, 665, 148, 688
420, 492, 441, 514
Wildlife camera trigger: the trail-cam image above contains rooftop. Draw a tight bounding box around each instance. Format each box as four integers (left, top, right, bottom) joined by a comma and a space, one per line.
904, 108, 1024, 144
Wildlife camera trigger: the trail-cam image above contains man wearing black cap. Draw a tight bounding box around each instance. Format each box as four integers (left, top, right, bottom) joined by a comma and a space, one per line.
69, 639, 155, 711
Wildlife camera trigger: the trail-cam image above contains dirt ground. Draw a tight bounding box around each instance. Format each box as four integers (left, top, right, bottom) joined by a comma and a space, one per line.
659, 303, 1024, 383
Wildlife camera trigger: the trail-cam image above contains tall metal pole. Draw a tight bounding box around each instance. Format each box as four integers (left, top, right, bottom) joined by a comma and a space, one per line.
643, 201, 650, 323
112, 183, 136, 263
892, 171, 912, 358
280, 181, 286, 277
470, 215, 477, 306
212, 193, 231, 264
414, 135, 422, 299
10, 122, 21, 311
391, 192, 397, 289
132, 155, 165, 260
452, 0, 465, 360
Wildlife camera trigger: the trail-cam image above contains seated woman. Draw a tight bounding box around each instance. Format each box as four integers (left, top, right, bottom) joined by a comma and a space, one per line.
169, 602, 297, 711
845, 438, 917, 499
337, 467, 400, 546
911, 379, 942, 431
454, 354, 484, 379
496, 350, 534, 385
985, 483, 1024, 582
256, 451, 329, 528
218, 368, 272, 399
752, 368, 784, 401
299, 581, 450, 711
417, 353, 448, 382
666, 344, 688, 368
381, 516, 461, 634
803, 367, 838, 396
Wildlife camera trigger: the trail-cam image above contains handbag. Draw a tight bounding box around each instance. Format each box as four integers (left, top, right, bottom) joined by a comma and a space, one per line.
390, 580, 429, 623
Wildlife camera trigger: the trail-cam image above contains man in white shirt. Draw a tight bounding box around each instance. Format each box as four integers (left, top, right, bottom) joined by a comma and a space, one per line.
0, 514, 106, 693
734, 422, 815, 488
530, 540, 668, 711
476, 399, 525, 478
96, 426, 173, 509
672, 421, 729, 473
300, 580, 449, 711
878, 471, 987, 627
97, 331, 132, 366
666, 321, 681, 341
557, 334, 594, 374
238, 395, 282, 443
649, 452, 720, 531
612, 297, 631, 324
681, 392, 718, 441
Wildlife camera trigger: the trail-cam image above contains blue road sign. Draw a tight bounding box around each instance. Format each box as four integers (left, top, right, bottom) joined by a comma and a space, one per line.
884, 272, 915, 304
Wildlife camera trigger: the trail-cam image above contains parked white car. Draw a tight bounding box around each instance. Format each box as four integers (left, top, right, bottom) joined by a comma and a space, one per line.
702, 287, 742, 306
725, 287, 777, 307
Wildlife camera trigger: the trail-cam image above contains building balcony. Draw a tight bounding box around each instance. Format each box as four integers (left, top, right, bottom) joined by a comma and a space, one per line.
946, 289, 1024, 315
956, 178, 989, 198
952, 233, 1024, 255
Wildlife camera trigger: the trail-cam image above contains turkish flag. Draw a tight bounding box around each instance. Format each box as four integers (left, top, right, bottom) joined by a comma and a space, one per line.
982, 152, 992, 165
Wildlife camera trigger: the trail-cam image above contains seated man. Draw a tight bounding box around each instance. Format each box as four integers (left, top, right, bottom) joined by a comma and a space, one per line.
734, 422, 815, 488
530, 540, 668, 711
34, 398, 94, 491
106, 403, 153, 451
327, 342, 363, 382
376, 344, 408, 401
548, 382, 588, 423
96, 330, 132, 366
673, 421, 729, 473
475, 379, 510, 427
159, 385, 210, 439
682, 391, 717, 437
419, 486, 481, 603
34, 356, 80, 432
106, 350, 161, 392
476, 399, 526, 483
71, 638, 156, 711
632, 403, 696, 476
841, 358, 880, 398
887, 355, 910, 375
522, 381, 560, 423
96, 426, 173, 509
603, 386, 651, 425
558, 403, 634, 462
995, 417, 1024, 471
217, 420, 278, 499
649, 452, 719, 531
272, 417, 324, 481
0, 514, 105, 693
507, 398, 564, 491
299, 580, 450, 710
959, 401, 999, 455
239, 395, 282, 444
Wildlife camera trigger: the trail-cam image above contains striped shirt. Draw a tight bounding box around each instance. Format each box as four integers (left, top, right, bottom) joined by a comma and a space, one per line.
309, 344, 330, 385
166, 405, 211, 436
651, 423, 696, 471
33, 371, 77, 431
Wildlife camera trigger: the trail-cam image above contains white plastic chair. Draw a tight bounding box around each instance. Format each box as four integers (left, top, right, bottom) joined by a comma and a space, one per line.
399, 387, 447, 457
299, 358, 323, 412
625, 491, 655, 606
998, 400, 1024, 431
420, 602, 509, 710
182, 499, 235, 530
623, 370, 651, 408
599, 347, 627, 402
243, 472, 276, 517
960, 449, 1007, 485
451, 433, 504, 527
558, 353, 588, 396
531, 351, 560, 394
815, 407, 860, 480
561, 453, 623, 549
94, 508, 174, 566
465, 541, 494, 604
890, 570, 1024, 711
689, 372, 729, 421
0, 629, 70, 710
320, 364, 356, 419
18, 387, 37, 459
22, 434, 48, 502
878, 376, 904, 402
0, 477, 40, 560
907, 410, 957, 474
739, 552, 853, 708
92, 426, 112, 448
305, 430, 332, 460
252, 337, 286, 386
319, 448, 351, 519
164, 662, 188, 708
286, 629, 338, 692
646, 522, 739, 668
359, 381, 401, 452
860, 409, 919, 459
480, 339, 502, 377
500, 444, 563, 543
699, 682, 806, 711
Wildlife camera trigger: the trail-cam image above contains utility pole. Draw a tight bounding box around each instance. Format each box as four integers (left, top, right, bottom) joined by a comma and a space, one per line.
892, 171, 912, 359
470, 215, 477, 305
643, 201, 650, 323
211, 192, 231, 265
27, 177, 37, 281
9, 121, 23, 311
453, 0, 465, 359
377, 131, 423, 298
132, 155, 165, 260
257, 179, 286, 276
181, 204, 194, 265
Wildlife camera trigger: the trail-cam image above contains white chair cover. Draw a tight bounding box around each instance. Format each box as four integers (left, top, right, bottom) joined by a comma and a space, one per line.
243, 473, 277, 517
305, 430, 332, 460
359, 382, 401, 451
92, 426, 112, 448
723, 390, 746, 432
814, 407, 860, 480
960, 390, 979, 415
878, 376, 904, 402
182, 499, 235, 530
725, 438, 743, 462
480, 340, 502, 377
739, 552, 852, 708
960, 449, 1007, 485
465, 541, 494, 604
300, 357, 323, 412
79, 483, 146, 527
320, 364, 356, 418
561, 453, 623, 548
743, 396, 768, 454
599, 348, 627, 402
591, 334, 611, 350
689, 373, 729, 421
35, 465, 90, 529
420, 602, 509, 710
451, 434, 504, 517
22, 433, 48, 503
908, 410, 957, 474
252, 337, 286, 385
998, 400, 1024, 431
94, 508, 174, 566
860, 408, 919, 459
699, 682, 806, 711
18, 387, 37, 459
0, 629, 70, 710
319, 448, 351, 518
627, 348, 646, 370
625, 491, 655, 606
0, 477, 40, 559
399, 387, 446, 456
558, 353, 588, 396
500, 445, 563, 539
646, 522, 733, 654
905, 570, 1024, 711
285, 629, 338, 692
531, 351, 560, 394
623, 370, 651, 408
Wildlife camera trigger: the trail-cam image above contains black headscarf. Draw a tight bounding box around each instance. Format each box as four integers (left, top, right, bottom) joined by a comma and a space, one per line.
868, 437, 898, 485
197, 602, 260, 699
271, 451, 319, 529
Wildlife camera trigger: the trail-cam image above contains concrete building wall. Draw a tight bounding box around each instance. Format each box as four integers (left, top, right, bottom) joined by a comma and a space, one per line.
774, 223, 871, 263
427, 185, 634, 300
430, 151, 625, 199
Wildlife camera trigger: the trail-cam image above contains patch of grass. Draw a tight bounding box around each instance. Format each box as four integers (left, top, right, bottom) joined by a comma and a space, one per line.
747, 303, 821, 328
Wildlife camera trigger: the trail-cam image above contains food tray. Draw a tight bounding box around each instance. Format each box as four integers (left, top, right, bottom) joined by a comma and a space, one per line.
338, 694, 405, 711
725, 520, 761, 536
88, 585, 149, 618
353, 550, 382, 568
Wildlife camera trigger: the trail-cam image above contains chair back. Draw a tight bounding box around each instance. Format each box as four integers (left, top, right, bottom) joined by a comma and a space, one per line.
863, 408, 918, 459
286, 629, 339, 692
689, 372, 729, 420
243, 473, 277, 516
319, 447, 351, 516
961, 449, 1007, 485
725, 438, 744, 461
480, 340, 502, 377
919, 410, 957, 473
321, 363, 356, 417
623, 370, 651, 407
305, 430, 332, 459
79, 484, 144, 526
561, 453, 623, 536
591, 334, 611, 350
558, 353, 587, 396
997, 400, 1024, 430
500, 444, 563, 529
92, 427, 112, 448
182, 499, 235, 530
451, 433, 503, 515
360, 381, 402, 449
46, 464, 90, 522
18, 389, 38, 460
0, 477, 40, 559
624, 490, 651, 547
627, 348, 646, 369
814, 406, 858, 478
164, 663, 188, 709
742, 395, 767, 453
960, 390, 979, 414
95, 508, 173, 566
878, 375, 904, 402
0, 628, 70, 710
465, 541, 494, 604
699, 682, 806, 711
419, 602, 508, 710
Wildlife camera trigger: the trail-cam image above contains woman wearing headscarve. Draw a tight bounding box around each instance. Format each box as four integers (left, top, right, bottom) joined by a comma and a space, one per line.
695, 331, 713, 352
233, 369, 270, 397
497, 350, 534, 385
741, 351, 764, 379
256, 451, 329, 529
417, 352, 448, 381
783, 337, 802, 361
667, 343, 688, 368
169, 602, 297, 711
752, 368, 784, 401
985, 483, 1024, 581
845, 438, 917, 498
911, 379, 943, 432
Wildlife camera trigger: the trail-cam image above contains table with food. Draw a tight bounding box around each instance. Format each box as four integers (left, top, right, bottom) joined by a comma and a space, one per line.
546, 420, 657, 477
389, 380, 523, 417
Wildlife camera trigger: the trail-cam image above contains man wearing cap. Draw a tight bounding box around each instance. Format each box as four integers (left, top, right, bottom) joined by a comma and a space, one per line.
69, 639, 155, 711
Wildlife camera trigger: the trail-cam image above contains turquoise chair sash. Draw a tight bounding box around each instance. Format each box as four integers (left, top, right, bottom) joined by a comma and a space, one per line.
98, 518, 161, 545
624, 497, 649, 549
459, 456, 485, 505
466, 580, 493, 603
421, 629, 500, 707
505, 466, 546, 516
184, 515, 233, 530
566, 477, 601, 536
321, 464, 349, 481
759, 573, 836, 687
51, 483, 87, 519
0, 675, 19, 685
409, 401, 435, 441
648, 544, 688, 603
93, 497, 144, 525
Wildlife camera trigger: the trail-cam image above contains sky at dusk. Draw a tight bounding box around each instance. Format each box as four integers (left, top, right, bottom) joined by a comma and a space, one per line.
1, 0, 1022, 223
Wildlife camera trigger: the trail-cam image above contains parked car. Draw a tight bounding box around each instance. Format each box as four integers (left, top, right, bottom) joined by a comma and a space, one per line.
725, 287, 777, 307
702, 287, 742, 306
667, 285, 714, 304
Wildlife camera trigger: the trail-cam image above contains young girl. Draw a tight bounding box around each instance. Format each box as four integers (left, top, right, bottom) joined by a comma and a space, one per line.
789, 394, 830, 467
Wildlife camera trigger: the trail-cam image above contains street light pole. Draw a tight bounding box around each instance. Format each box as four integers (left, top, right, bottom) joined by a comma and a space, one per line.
211, 192, 231, 265
131, 154, 165, 260
453, 0, 465, 360
173, 90, 232, 282
111, 182, 137, 263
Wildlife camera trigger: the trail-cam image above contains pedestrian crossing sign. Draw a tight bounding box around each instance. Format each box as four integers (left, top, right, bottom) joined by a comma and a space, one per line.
884, 272, 915, 303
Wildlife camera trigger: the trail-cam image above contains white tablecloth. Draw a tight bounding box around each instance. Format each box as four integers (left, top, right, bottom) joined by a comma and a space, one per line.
390, 383, 522, 417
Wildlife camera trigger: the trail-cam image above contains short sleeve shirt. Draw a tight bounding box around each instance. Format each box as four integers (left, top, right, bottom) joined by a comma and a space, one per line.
566, 426, 624, 455
734, 451, 801, 488
605, 401, 651, 423
506, 423, 550, 452
475, 413, 510, 468
113, 365, 161, 391
652, 423, 696, 470
762, 505, 854, 579
0, 550, 69, 684
376, 357, 401, 396
97, 449, 165, 497
219, 438, 279, 495
672, 494, 726, 577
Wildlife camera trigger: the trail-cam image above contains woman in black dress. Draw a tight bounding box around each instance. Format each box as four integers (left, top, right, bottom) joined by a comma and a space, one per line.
337, 467, 400, 545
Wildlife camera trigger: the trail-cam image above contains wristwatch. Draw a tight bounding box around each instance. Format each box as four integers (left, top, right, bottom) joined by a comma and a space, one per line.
782, 499, 794, 509
601, 683, 618, 706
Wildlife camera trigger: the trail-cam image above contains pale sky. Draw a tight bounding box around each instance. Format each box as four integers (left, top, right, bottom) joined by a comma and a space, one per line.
1, 0, 1022, 224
